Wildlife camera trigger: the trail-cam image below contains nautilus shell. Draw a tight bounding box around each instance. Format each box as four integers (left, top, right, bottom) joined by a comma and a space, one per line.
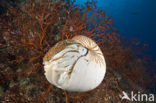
43, 35, 106, 92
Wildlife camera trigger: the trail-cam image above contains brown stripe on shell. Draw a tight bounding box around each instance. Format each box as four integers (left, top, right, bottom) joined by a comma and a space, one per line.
72, 35, 99, 51
72, 35, 105, 66
43, 39, 78, 62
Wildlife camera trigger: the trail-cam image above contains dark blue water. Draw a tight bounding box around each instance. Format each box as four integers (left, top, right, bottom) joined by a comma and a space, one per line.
75, 0, 156, 61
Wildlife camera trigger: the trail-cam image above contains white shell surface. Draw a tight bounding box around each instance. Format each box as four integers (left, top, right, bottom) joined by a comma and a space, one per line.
43, 35, 106, 92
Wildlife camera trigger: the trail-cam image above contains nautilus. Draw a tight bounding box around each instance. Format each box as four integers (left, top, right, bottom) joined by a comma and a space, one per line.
43, 35, 106, 92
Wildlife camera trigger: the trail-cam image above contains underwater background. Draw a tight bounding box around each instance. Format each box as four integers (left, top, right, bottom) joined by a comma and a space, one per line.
75, 0, 156, 61
0, 0, 156, 102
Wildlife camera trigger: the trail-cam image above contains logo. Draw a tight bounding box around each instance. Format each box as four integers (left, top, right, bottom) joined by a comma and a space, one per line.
119, 91, 155, 102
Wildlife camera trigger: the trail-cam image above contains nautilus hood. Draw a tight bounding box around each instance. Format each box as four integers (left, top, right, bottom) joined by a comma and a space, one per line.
43, 35, 106, 92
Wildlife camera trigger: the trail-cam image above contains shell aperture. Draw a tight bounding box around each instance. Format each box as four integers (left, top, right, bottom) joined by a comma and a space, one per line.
43, 35, 106, 92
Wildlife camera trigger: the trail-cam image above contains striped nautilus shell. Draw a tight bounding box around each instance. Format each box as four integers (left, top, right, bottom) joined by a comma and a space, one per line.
43, 35, 106, 92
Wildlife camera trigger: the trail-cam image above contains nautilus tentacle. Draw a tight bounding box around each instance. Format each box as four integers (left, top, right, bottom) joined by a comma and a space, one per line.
72, 35, 105, 66
43, 35, 106, 92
